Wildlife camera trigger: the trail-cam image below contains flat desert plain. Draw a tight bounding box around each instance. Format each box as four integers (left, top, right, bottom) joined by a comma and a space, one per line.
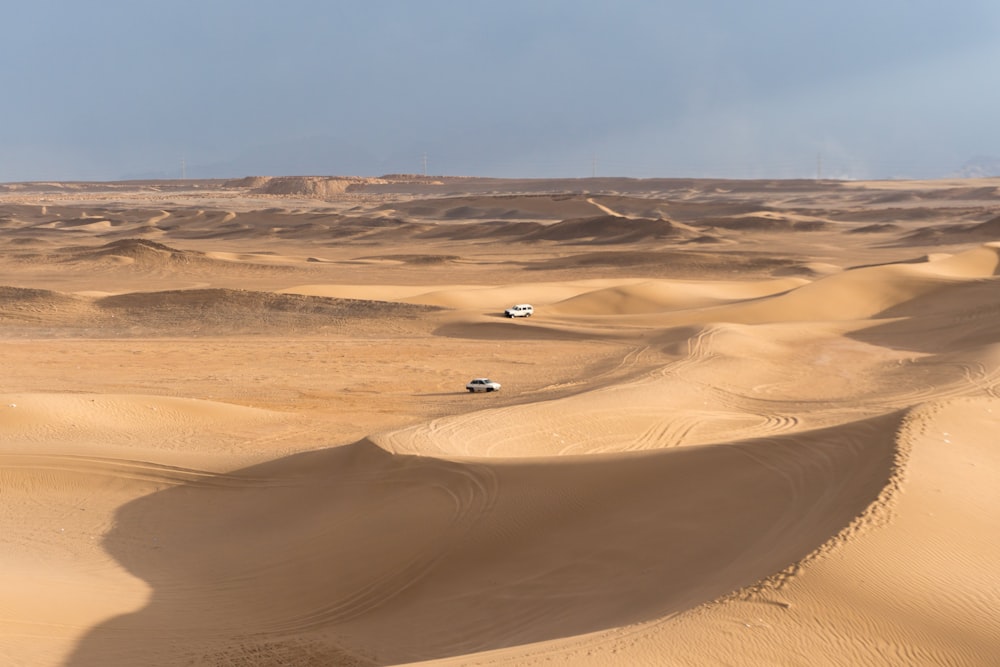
2, 175, 999, 666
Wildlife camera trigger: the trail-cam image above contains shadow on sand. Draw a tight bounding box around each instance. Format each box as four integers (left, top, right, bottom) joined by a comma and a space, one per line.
66, 413, 899, 666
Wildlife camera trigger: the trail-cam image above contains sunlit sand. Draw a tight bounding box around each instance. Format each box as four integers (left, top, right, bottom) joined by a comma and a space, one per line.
2, 175, 999, 666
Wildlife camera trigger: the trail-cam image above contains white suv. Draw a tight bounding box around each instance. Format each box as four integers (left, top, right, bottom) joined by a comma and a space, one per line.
504, 304, 533, 318
466, 378, 501, 393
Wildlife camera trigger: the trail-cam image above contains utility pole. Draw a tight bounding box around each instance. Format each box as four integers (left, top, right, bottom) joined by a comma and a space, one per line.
592, 153, 597, 178
181, 156, 186, 180
816, 153, 822, 181
422, 153, 427, 177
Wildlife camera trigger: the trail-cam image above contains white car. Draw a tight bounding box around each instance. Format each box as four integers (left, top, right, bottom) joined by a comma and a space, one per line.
504, 304, 533, 318
466, 378, 501, 393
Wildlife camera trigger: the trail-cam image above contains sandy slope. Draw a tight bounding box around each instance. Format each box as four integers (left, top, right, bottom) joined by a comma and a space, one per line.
1, 176, 999, 666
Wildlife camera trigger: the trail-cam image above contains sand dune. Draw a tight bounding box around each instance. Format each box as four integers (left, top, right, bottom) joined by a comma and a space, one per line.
280, 279, 648, 310
547, 277, 808, 315
2, 176, 999, 666
0, 284, 439, 338
700, 244, 1000, 324
0, 392, 292, 462
66, 415, 899, 665
521, 214, 700, 243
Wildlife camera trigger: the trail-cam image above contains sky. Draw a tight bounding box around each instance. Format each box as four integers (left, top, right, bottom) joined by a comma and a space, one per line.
2, 0, 999, 182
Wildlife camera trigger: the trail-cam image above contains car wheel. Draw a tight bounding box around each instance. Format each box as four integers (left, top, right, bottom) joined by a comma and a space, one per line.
468, 388, 474, 392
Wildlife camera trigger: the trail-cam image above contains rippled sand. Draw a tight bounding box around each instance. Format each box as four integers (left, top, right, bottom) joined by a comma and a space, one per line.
2, 176, 999, 666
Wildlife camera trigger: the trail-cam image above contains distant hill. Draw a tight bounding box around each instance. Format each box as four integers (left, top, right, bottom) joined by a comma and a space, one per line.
952, 156, 1000, 178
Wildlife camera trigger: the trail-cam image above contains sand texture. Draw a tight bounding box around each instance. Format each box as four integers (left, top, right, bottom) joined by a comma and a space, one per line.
2, 175, 999, 666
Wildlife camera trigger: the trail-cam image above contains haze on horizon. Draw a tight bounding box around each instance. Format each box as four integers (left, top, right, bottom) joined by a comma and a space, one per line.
3, 0, 999, 183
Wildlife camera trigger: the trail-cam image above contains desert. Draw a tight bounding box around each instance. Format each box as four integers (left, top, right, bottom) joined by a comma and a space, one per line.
2, 174, 999, 666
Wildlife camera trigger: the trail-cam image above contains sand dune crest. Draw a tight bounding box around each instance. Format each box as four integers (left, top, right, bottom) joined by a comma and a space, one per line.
3, 176, 1000, 666
66, 409, 899, 664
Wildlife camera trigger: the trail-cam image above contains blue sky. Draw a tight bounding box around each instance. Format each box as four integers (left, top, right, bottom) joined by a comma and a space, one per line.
3, 1, 999, 181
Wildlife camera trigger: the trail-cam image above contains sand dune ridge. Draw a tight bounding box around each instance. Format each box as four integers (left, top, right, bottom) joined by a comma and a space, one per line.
2, 177, 999, 666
